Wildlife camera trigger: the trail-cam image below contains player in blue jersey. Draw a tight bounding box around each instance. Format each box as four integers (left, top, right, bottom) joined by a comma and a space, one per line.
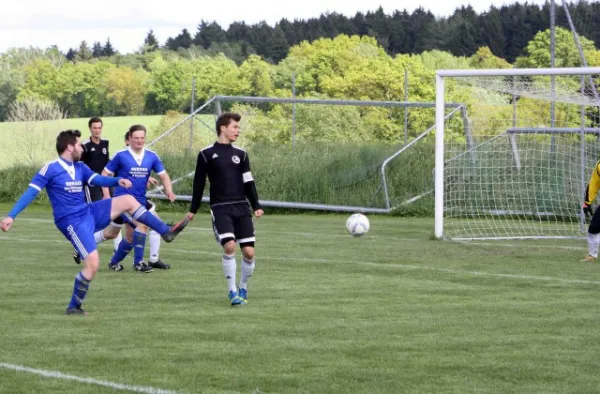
0, 129, 189, 315
102, 125, 175, 272
74, 130, 169, 270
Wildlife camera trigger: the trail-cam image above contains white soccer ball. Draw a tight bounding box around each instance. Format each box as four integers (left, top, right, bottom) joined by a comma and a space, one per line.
346, 213, 370, 237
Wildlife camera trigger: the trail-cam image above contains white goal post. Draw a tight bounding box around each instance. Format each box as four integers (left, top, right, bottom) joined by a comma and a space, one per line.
435, 67, 600, 240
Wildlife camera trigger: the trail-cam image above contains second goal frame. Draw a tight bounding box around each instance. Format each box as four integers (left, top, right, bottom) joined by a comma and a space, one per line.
434, 67, 600, 240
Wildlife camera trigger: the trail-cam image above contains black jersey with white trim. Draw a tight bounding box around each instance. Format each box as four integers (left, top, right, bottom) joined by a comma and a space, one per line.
190, 142, 261, 213
81, 138, 110, 174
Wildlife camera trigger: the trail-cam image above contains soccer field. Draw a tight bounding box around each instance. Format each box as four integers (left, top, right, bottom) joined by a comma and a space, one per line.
1, 205, 599, 393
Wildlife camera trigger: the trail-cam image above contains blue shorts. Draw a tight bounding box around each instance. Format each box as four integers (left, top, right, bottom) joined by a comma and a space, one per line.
56, 199, 112, 260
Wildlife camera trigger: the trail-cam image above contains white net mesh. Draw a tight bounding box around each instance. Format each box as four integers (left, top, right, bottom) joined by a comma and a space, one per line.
442, 72, 600, 240
146, 97, 461, 213
458, 75, 600, 106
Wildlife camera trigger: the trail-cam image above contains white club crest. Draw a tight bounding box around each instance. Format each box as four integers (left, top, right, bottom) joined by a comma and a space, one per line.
102, 148, 107, 154
232, 155, 240, 164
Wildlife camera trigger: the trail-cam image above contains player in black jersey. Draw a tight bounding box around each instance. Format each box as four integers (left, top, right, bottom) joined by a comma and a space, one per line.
81, 117, 111, 202
187, 112, 263, 306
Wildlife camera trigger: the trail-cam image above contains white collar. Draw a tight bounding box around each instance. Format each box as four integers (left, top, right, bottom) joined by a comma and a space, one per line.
127, 147, 145, 166
57, 156, 76, 180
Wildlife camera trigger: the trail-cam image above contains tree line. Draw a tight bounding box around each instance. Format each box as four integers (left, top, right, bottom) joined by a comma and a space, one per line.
1, 25, 597, 137
63, 1, 600, 64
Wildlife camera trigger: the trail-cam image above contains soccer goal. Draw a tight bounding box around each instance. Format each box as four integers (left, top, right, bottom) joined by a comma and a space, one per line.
145, 95, 470, 213
435, 67, 600, 240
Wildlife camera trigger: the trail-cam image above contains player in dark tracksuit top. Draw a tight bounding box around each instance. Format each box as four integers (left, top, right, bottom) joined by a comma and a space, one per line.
186, 112, 264, 306
81, 117, 111, 203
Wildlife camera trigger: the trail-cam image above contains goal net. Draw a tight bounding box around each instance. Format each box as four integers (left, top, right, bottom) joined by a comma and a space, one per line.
435, 67, 600, 240
145, 96, 468, 213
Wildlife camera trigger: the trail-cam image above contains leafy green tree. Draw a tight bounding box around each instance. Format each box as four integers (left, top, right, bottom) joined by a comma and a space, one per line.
238, 54, 274, 96
145, 57, 194, 112
104, 67, 147, 115
469, 46, 511, 69
419, 49, 469, 70
189, 54, 242, 102
516, 27, 596, 68
0, 70, 25, 121
75, 41, 93, 61
53, 61, 115, 117
17, 59, 60, 103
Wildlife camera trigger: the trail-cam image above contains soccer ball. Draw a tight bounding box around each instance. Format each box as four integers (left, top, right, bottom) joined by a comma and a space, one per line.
346, 213, 370, 237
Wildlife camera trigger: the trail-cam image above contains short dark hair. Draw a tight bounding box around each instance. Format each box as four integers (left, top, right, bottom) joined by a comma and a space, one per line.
88, 117, 102, 128
124, 131, 130, 141
128, 124, 146, 135
216, 112, 241, 136
56, 129, 82, 154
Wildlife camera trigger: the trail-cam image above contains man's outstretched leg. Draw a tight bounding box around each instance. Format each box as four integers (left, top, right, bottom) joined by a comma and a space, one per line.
110, 195, 188, 242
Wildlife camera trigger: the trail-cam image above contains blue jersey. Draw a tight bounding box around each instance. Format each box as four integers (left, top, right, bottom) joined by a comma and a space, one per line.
29, 157, 99, 224
105, 148, 165, 205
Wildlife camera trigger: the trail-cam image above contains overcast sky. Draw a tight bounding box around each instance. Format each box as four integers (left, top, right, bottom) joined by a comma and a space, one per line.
0, 0, 548, 54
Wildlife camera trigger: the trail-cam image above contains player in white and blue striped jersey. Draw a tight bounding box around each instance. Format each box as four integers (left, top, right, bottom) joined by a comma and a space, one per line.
0, 129, 189, 315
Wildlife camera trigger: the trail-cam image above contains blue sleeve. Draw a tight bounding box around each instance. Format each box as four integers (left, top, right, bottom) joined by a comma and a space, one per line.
30, 162, 51, 191
153, 153, 165, 174
81, 163, 96, 184
8, 186, 40, 219
105, 154, 120, 175
89, 175, 121, 188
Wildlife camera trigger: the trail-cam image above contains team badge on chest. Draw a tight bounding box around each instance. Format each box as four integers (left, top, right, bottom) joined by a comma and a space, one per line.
231, 155, 240, 164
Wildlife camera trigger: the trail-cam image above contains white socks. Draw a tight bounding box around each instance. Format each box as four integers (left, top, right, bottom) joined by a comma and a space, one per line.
94, 230, 106, 244
113, 231, 122, 250
239, 259, 255, 290
93, 230, 123, 249
222, 254, 237, 292
588, 232, 599, 258
149, 230, 161, 262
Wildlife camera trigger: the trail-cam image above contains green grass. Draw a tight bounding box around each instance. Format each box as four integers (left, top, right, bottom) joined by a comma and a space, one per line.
1, 204, 599, 393
0, 116, 164, 170
0, 114, 220, 171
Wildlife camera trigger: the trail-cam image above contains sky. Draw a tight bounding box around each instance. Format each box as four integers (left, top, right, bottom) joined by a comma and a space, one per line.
0, 0, 548, 54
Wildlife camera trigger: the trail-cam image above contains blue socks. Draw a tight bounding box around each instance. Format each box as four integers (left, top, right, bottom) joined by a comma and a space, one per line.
68, 272, 91, 309
110, 239, 134, 265
133, 230, 147, 265
132, 206, 169, 235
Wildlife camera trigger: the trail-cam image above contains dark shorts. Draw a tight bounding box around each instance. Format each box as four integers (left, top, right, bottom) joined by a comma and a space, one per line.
210, 202, 255, 247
